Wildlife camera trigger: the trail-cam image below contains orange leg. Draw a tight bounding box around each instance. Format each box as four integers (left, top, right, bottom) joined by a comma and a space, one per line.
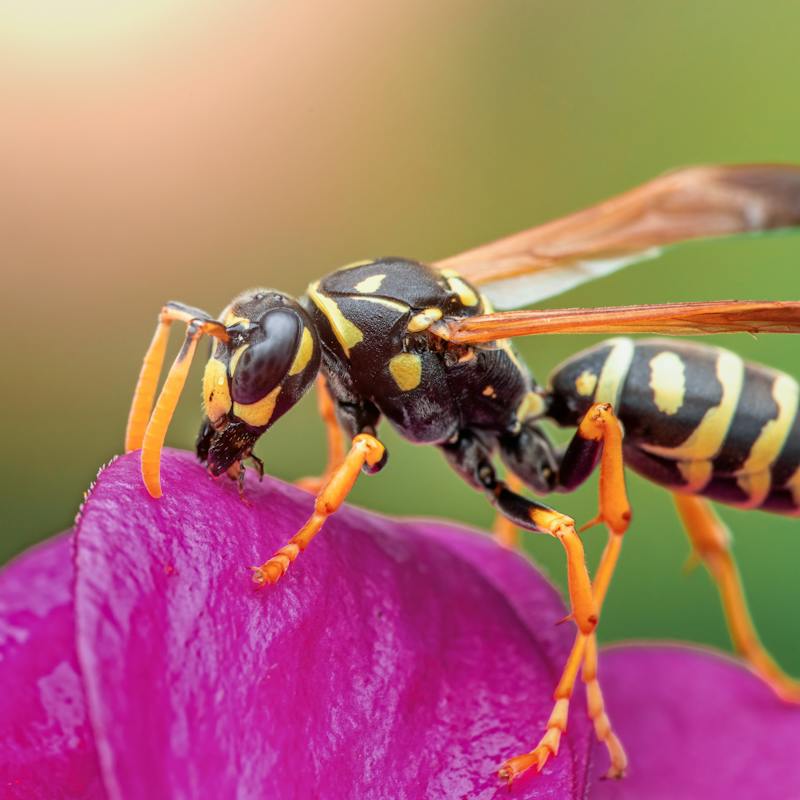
252, 433, 385, 586
493, 472, 523, 549
125, 303, 228, 497
499, 529, 627, 782
500, 403, 631, 784
674, 493, 800, 703
296, 376, 346, 493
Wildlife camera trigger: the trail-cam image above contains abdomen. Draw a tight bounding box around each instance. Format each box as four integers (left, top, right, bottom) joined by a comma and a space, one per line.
549, 337, 800, 514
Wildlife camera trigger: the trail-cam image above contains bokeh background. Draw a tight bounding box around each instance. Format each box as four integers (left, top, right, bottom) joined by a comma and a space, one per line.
3, 2, 800, 670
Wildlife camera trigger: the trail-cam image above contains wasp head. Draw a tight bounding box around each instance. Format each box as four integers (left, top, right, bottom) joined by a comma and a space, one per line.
197, 289, 321, 478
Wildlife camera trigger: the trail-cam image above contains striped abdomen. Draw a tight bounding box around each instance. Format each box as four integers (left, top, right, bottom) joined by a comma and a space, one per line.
548, 337, 800, 515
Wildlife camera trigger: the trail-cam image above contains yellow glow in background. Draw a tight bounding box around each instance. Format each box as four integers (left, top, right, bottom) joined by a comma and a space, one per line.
3, 2, 800, 671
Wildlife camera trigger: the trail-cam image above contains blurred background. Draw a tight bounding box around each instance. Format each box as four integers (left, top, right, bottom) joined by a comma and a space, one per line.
3, 2, 800, 670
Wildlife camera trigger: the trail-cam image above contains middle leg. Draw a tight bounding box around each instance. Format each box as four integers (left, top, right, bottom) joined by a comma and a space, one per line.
496, 402, 632, 782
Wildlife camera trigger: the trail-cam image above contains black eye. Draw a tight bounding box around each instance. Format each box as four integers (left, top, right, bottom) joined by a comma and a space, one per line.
231, 309, 301, 404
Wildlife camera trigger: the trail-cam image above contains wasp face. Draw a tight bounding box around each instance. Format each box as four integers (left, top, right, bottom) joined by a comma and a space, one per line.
197, 289, 321, 477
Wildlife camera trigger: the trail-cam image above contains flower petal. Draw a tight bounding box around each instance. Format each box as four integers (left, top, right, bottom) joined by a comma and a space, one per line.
593, 645, 800, 799
74, 449, 593, 799
0, 534, 106, 800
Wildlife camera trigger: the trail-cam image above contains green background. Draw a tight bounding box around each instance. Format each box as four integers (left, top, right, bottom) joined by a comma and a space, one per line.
3, 2, 800, 671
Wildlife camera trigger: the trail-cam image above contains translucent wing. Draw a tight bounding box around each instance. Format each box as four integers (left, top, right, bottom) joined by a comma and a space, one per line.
433, 164, 800, 309
431, 300, 800, 344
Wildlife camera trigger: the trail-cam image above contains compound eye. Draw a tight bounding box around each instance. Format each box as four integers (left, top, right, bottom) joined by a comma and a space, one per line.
231, 309, 301, 404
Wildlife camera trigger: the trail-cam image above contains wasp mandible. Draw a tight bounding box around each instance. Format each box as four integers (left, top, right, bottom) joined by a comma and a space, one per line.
124, 164, 800, 784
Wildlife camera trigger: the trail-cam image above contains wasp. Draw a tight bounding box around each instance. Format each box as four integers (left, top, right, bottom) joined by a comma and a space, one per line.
124, 164, 800, 784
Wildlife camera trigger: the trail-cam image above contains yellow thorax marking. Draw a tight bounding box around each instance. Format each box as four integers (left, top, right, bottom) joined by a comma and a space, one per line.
288, 328, 315, 376
354, 273, 386, 294
202, 357, 232, 425
649, 351, 686, 416
736, 373, 799, 507
408, 307, 443, 333
307, 281, 364, 357
234, 385, 281, 428
352, 296, 408, 312
441, 270, 479, 307
389, 353, 422, 391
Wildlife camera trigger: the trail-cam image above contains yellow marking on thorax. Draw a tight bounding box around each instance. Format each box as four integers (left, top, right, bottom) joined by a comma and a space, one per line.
482, 385, 497, 398
736, 373, 799, 507
351, 296, 408, 312
234, 385, 281, 428
594, 338, 635, 409
288, 328, 314, 376
202, 357, 232, 425
307, 281, 364, 357
389, 353, 422, 391
441, 270, 479, 306
353, 273, 386, 294
408, 307, 443, 333
229, 345, 248, 376
498, 339, 524, 372
575, 370, 598, 398
649, 351, 686, 416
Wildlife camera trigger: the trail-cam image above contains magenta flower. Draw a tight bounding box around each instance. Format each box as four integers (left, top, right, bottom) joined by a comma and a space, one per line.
3, 449, 800, 799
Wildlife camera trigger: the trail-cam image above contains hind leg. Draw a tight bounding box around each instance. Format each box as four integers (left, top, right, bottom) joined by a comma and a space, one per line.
674, 493, 800, 702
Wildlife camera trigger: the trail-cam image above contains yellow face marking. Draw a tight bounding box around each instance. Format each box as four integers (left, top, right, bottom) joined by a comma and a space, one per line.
445, 275, 479, 307
649, 351, 686, 416
408, 307, 443, 333
736, 373, 799, 507
229, 344, 248, 376
516, 391, 546, 421
594, 338, 635, 409
677, 459, 713, 492
644, 350, 744, 463
389, 353, 422, 391
202, 357, 232, 425
307, 281, 364, 357
288, 328, 314, 376
575, 370, 598, 398
353, 273, 386, 294
233, 385, 281, 428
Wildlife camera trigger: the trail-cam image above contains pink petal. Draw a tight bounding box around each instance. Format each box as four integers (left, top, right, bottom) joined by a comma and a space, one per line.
0, 534, 106, 800
74, 449, 593, 799
593, 645, 800, 799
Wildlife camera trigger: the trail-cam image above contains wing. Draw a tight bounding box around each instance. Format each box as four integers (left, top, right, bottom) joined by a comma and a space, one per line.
433, 164, 800, 309
431, 300, 800, 344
